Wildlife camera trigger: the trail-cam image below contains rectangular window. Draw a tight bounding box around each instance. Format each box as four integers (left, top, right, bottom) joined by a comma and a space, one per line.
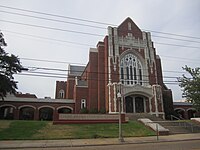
128, 33, 132, 37
134, 67, 137, 84
130, 66, 133, 84
126, 67, 129, 84
81, 99, 86, 109
128, 22, 132, 30
139, 69, 142, 85
121, 68, 124, 84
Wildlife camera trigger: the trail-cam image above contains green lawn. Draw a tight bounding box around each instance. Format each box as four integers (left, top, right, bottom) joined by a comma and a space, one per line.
0, 120, 155, 140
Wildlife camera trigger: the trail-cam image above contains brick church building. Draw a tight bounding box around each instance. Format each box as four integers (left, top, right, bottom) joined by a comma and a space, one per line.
55, 17, 174, 119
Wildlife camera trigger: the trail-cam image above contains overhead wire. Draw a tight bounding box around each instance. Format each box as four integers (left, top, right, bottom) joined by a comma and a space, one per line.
1, 4, 200, 40
0, 19, 104, 37
2, 29, 200, 50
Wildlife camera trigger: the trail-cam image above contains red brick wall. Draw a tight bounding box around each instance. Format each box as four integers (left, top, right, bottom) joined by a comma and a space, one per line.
117, 17, 143, 39
97, 42, 106, 111
0, 101, 75, 120
66, 77, 75, 99
104, 36, 109, 112
74, 86, 88, 113
156, 56, 164, 87
88, 51, 98, 110
55, 81, 67, 99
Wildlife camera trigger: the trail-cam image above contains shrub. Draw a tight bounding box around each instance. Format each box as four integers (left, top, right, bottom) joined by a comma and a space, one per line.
80, 108, 88, 114
99, 108, 106, 114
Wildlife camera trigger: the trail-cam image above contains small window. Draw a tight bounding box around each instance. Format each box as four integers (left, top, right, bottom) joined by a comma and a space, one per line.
59, 90, 65, 99
81, 99, 86, 109
128, 33, 132, 37
128, 22, 131, 30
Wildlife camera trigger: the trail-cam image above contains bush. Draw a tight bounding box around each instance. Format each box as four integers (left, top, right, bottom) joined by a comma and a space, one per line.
80, 108, 88, 114
99, 108, 106, 114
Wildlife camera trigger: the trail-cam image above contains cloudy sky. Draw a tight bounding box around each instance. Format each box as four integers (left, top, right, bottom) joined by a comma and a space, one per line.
0, 0, 200, 101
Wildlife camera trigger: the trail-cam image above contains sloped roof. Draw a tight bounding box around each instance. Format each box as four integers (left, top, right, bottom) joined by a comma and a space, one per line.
173, 102, 193, 106
68, 65, 85, 76
118, 17, 141, 31
15, 93, 37, 98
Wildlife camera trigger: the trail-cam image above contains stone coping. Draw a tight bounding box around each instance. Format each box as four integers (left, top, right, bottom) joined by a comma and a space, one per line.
138, 118, 169, 135
59, 114, 119, 120
191, 118, 200, 123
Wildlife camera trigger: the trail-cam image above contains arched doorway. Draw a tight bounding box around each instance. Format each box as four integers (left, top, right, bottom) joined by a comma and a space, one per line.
19, 107, 35, 120
0, 106, 14, 119
125, 95, 146, 113
58, 107, 72, 114
187, 109, 196, 119
39, 107, 53, 121
175, 108, 185, 119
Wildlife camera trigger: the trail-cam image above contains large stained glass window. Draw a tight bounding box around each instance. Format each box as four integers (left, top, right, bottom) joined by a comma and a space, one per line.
120, 53, 143, 85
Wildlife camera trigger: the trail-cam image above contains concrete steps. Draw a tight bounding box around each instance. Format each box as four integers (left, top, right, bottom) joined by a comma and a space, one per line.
126, 113, 164, 121
126, 113, 200, 134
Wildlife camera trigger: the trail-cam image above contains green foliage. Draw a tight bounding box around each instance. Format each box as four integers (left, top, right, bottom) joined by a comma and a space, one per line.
0, 120, 155, 140
0, 120, 47, 140
99, 108, 106, 114
0, 32, 23, 100
80, 108, 88, 114
178, 65, 200, 111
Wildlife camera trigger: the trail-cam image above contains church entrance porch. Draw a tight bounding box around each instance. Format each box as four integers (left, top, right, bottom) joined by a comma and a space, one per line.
125, 96, 146, 113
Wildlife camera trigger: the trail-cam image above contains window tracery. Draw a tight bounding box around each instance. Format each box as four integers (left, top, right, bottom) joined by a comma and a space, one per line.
120, 53, 143, 85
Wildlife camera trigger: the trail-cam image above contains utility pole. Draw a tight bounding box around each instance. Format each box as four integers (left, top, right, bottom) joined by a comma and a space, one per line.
117, 83, 124, 143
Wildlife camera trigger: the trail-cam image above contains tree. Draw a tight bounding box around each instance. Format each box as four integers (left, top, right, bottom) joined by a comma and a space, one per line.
0, 31, 24, 100
178, 65, 200, 111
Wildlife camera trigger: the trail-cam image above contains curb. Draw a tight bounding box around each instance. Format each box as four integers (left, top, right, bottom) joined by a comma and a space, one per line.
0, 138, 200, 149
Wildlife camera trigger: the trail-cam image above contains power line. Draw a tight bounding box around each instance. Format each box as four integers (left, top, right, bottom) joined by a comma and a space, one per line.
0, 5, 114, 26
2, 28, 200, 50
0, 10, 106, 30
152, 35, 200, 44
2, 30, 94, 47
16, 72, 181, 86
20, 54, 199, 71
154, 42, 200, 49
23, 66, 185, 80
161, 55, 200, 62
2, 10, 200, 45
1, 10, 200, 44
144, 29, 200, 40
1, 4, 200, 40
0, 19, 104, 37
22, 58, 86, 66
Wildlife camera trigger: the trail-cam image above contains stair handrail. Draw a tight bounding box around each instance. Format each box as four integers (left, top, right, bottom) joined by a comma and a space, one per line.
170, 115, 181, 120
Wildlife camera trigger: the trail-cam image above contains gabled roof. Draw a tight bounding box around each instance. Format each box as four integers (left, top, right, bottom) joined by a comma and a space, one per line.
68, 64, 85, 76
118, 17, 141, 31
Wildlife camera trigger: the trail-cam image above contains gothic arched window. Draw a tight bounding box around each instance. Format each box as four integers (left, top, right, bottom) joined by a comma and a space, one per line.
120, 53, 143, 85
59, 89, 65, 99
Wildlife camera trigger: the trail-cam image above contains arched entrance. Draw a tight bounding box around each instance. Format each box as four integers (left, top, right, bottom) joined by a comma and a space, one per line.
19, 107, 35, 120
187, 109, 196, 119
0, 106, 15, 119
39, 107, 53, 121
125, 95, 146, 113
175, 108, 185, 119
58, 107, 72, 114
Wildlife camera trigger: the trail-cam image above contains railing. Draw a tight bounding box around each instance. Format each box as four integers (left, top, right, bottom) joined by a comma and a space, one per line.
170, 115, 181, 120
154, 120, 200, 133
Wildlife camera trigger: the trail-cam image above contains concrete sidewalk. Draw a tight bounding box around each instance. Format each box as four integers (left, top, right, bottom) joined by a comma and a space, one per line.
0, 133, 200, 149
